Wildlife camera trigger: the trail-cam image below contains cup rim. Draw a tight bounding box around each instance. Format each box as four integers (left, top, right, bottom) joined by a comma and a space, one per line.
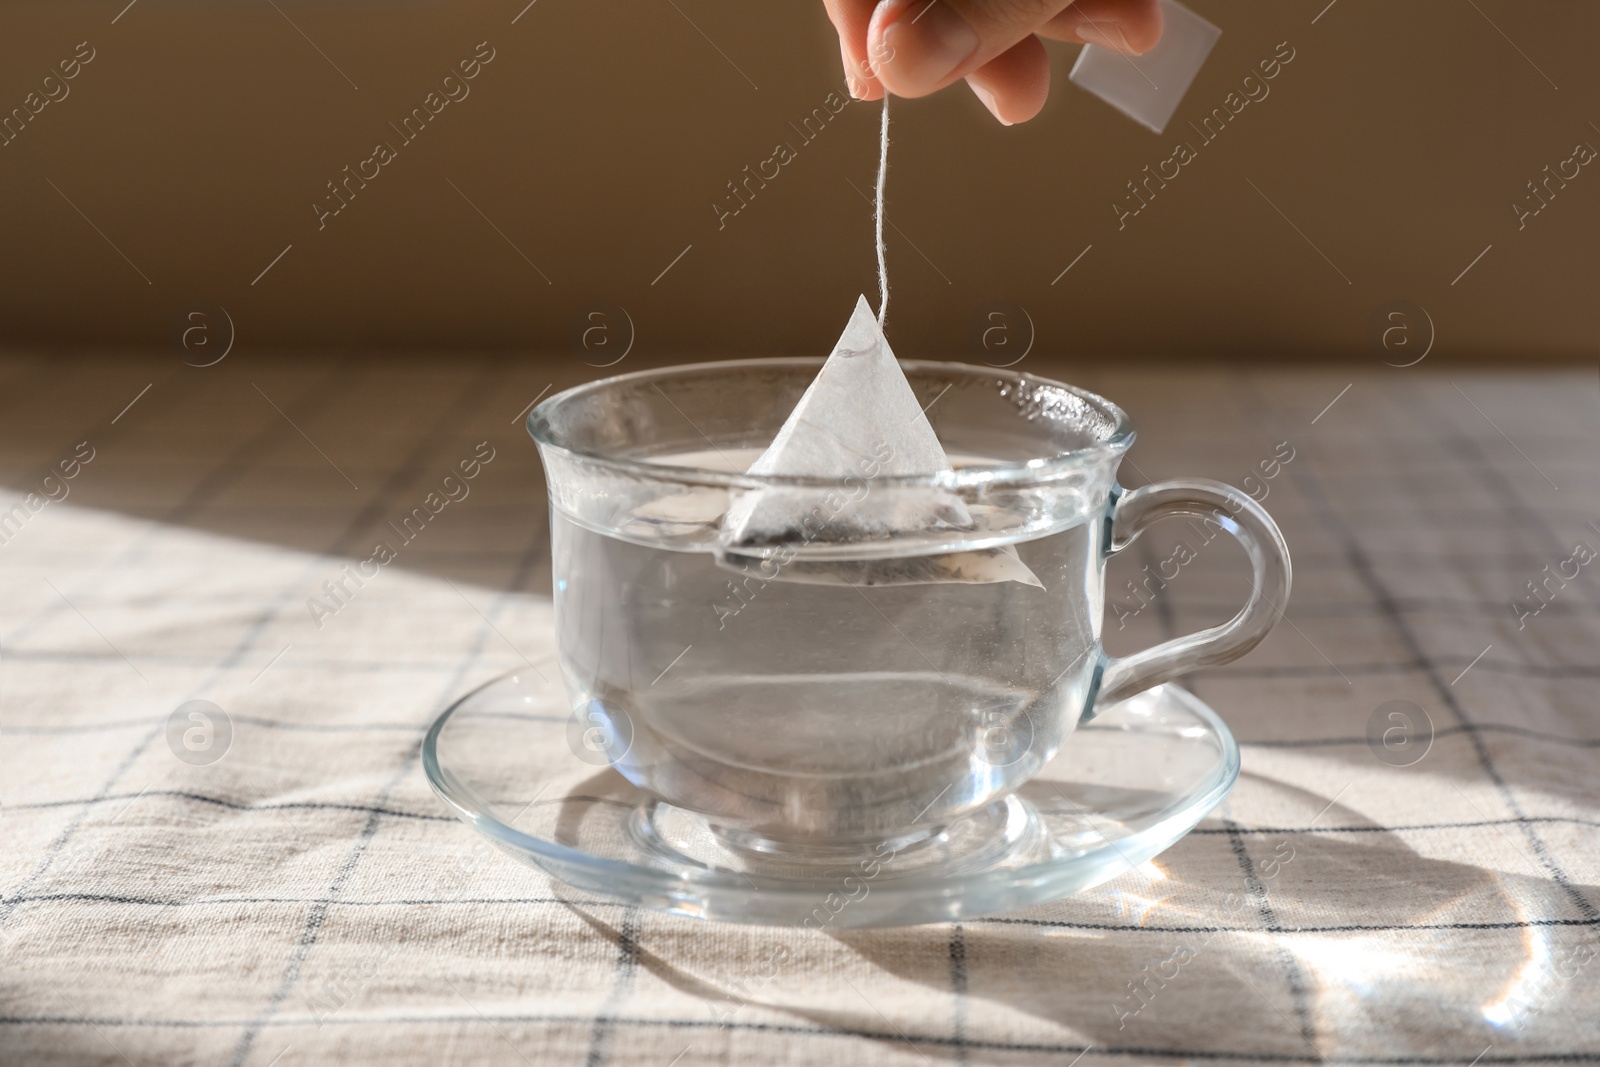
527, 357, 1134, 488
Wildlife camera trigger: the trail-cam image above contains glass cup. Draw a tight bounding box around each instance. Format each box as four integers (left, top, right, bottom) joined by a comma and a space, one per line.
529, 359, 1289, 859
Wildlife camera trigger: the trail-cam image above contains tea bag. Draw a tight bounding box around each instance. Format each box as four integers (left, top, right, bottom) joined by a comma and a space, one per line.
718, 296, 1041, 588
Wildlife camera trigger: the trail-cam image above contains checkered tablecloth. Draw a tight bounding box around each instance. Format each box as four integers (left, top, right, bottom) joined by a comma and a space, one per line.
3, 354, 1596, 1066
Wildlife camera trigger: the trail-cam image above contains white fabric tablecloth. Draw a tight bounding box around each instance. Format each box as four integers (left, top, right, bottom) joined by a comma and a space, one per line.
3, 355, 1596, 1066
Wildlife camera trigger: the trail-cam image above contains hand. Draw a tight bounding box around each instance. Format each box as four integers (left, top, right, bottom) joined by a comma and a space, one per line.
825, 0, 1163, 125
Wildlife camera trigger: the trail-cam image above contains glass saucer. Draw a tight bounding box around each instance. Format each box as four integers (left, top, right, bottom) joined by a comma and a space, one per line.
422, 672, 1238, 928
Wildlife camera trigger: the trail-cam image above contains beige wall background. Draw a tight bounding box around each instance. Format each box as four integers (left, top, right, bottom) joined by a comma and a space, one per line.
1, 0, 1597, 361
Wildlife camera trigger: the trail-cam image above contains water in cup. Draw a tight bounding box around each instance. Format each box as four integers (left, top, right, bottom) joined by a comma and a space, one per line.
552, 451, 1104, 852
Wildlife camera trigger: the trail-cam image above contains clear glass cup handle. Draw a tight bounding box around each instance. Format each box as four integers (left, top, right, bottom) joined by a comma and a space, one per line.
1092, 478, 1292, 711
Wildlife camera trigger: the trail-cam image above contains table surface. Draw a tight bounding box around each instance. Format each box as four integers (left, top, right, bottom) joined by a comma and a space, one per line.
2, 355, 1597, 1067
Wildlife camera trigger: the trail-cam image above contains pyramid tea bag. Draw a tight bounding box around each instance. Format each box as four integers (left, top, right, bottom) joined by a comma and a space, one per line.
723, 295, 962, 546
717, 296, 1041, 588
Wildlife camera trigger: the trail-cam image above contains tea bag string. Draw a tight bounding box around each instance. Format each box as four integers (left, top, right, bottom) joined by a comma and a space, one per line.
875, 96, 890, 332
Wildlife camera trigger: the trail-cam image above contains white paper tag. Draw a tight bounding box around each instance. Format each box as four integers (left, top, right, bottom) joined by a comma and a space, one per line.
1068, 0, 1221, 134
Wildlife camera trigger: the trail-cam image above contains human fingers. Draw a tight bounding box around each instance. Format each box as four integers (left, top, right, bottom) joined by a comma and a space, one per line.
1036, 0, 1163, 53
867, 0, 1079, 100
823, 0, 885, 99
963, 34, 1051, 125
836, 0, 1163, 115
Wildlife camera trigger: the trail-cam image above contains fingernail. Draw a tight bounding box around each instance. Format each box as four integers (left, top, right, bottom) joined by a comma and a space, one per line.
874, 1, 980, 94
969, 84, 1012, 126
1074, 20, 1142, 55
847, 71, 867, 99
